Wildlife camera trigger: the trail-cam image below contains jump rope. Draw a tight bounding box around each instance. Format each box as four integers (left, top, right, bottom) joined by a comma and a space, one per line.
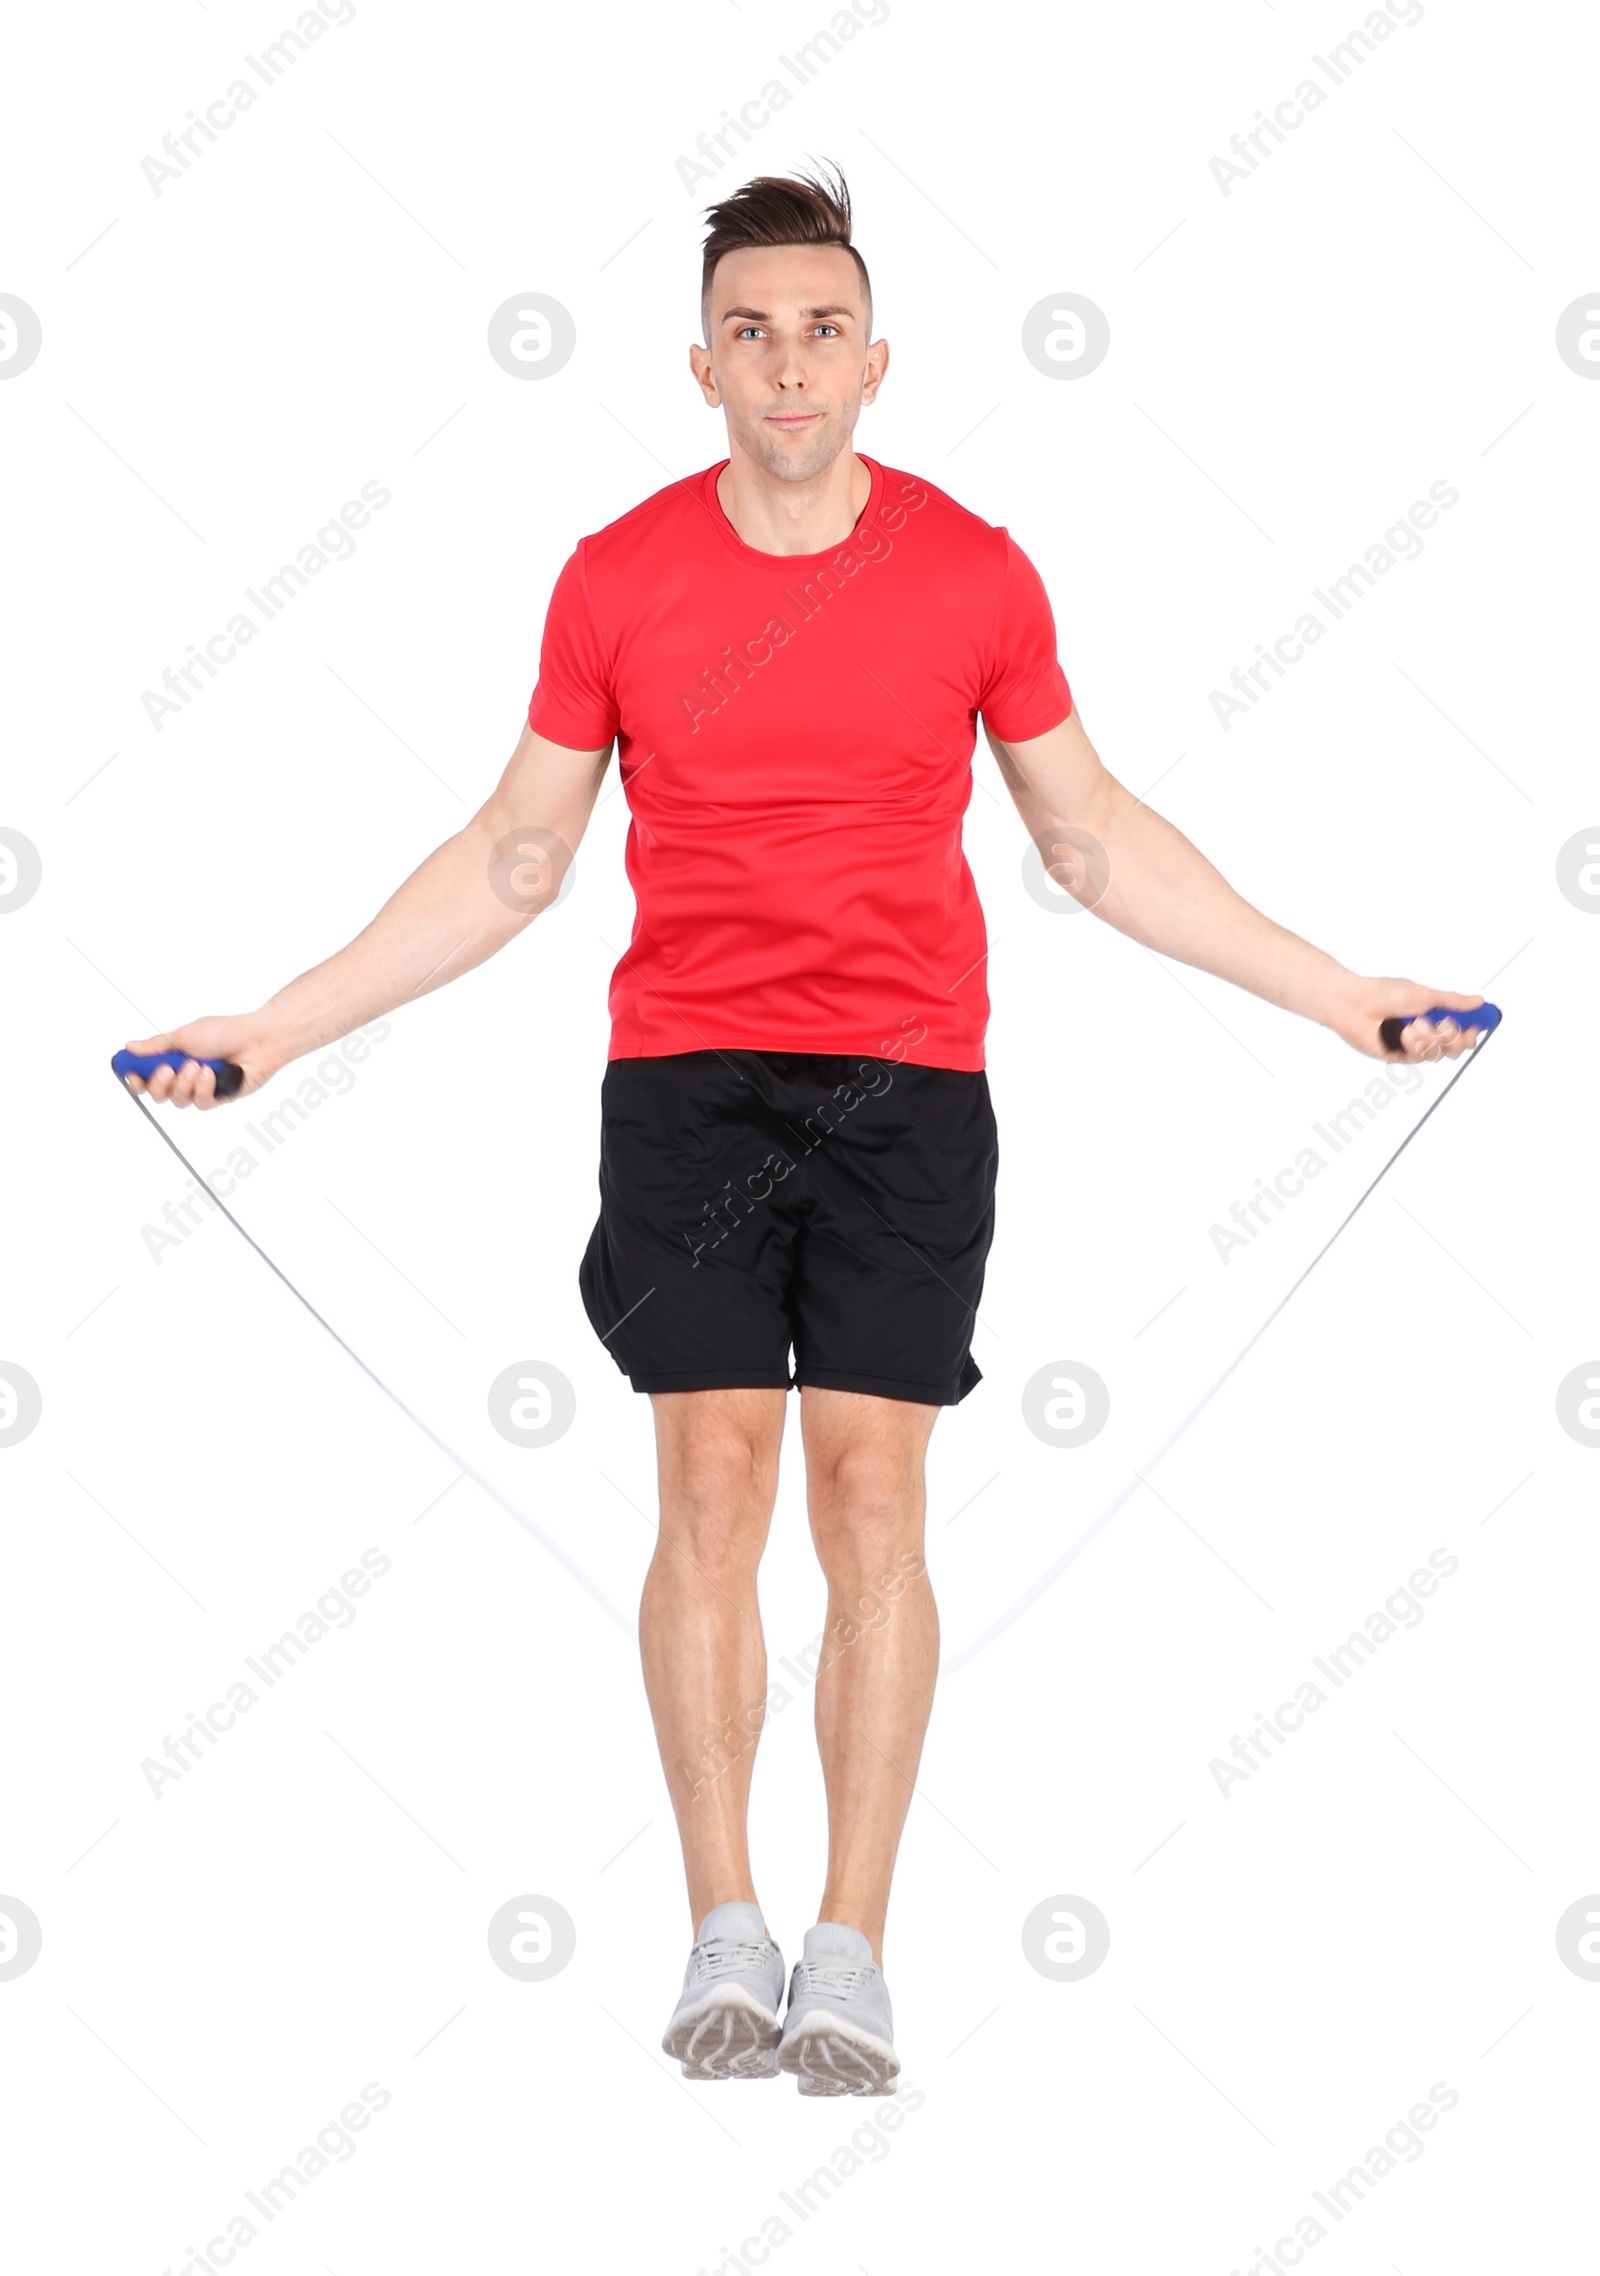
111, 1001, 1501, 1671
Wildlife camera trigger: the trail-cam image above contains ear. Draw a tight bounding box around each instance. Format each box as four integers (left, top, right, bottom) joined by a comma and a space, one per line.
688, 340, 720, 406
860, 336, 890, 406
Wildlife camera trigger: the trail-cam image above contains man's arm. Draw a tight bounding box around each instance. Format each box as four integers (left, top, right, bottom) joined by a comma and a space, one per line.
121, 723, 613, 1109
984, 708, 1485, 1062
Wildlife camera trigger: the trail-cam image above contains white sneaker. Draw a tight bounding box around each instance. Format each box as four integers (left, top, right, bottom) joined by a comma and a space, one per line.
661, 1900, 785, 2080
777, 1922, 899, 2096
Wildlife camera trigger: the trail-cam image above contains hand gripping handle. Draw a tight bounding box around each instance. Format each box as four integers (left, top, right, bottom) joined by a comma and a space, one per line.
1378, 1003, 1501, 1054
111, 1049, 245, 1096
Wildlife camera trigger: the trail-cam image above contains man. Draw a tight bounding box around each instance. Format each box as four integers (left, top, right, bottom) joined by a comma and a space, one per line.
122, 166, 1485, 2098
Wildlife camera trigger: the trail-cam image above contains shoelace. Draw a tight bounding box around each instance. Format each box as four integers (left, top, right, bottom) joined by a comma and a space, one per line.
693, 1938, 775, 1980
791, 1960, 876, 2000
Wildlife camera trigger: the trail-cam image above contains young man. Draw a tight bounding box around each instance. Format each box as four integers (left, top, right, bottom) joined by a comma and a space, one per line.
122, 168, 1485, 2098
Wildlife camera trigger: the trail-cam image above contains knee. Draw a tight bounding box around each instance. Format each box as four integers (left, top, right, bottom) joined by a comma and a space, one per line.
658, 1438, 777, 1578
808, 1453, 923, 1582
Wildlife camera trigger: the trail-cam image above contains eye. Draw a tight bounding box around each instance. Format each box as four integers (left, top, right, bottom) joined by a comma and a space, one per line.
814, 324, 841, 338
735, 324, 764, 340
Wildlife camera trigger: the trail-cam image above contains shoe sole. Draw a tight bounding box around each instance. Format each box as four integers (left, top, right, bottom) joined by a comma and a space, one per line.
777, 2010, 900, 2097
662, 1987, 782, 2080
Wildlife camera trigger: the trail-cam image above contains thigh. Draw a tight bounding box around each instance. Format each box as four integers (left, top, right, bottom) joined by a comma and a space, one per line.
579, 1053, 804, 1394
798, 1383, 941, 1482
788, 1059, 1000, 1408
650, 1385, 789, 1554
650, 1383, 789, 1483
799, 1384, 941, 1573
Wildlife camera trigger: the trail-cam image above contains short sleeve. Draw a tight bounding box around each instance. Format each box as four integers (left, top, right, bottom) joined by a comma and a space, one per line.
526, 542, 620, 750
976, 533, 1073, 742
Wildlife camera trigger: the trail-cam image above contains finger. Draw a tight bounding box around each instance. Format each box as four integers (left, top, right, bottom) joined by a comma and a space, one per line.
1401, 1018, 1442, 1061
171, 1059, 205, 1109
193, 1064, 219, 1110
147, 1062, 177, 1101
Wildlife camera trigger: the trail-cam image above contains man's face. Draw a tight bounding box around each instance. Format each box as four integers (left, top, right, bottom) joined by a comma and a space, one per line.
690, 243, 888, 482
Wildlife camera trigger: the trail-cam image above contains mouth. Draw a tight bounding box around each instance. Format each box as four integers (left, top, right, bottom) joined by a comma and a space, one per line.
765, 411, 824, 429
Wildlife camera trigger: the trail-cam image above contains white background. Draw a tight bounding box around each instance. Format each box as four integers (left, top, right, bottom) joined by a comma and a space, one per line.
2, 0, 1596, 2269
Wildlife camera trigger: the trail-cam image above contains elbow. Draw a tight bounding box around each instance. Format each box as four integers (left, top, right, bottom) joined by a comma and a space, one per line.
484, 820, 577, 921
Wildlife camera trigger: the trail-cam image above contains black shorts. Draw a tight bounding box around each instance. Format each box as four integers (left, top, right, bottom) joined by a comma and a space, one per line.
578, 1049, 999, 1406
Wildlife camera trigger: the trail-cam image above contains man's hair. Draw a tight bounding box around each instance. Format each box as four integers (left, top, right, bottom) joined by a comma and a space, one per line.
699, 163, 872, 339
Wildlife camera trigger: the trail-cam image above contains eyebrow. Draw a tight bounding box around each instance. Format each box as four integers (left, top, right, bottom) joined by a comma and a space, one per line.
718, 303, 858, 325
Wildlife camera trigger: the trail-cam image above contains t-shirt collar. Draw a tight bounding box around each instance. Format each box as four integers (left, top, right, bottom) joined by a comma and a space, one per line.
700, 452, 885, 570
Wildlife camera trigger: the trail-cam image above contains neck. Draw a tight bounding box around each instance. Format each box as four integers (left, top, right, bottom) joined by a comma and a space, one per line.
716, 444, 871, 555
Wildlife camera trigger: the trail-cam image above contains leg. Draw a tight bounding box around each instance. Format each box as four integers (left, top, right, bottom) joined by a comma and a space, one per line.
800, 1384, 942, 1967
640, 1384, 788, 1934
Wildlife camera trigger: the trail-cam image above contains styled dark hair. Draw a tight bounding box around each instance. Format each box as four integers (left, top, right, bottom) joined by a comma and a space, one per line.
700, 163, 872, 336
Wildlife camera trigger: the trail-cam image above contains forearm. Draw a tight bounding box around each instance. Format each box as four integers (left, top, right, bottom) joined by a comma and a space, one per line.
254, 815, 531, 1067
991, 711, 1482, 1064
1072, 776, 1356, 1027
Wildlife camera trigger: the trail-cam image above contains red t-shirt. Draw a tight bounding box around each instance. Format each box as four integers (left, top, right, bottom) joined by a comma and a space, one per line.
526, 454, 1072, 1071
